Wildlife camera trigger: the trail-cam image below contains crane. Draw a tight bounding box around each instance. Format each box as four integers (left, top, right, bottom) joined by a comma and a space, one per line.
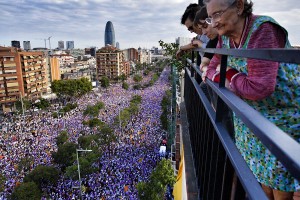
48, 36, 52, 50
34, 38, 47, 48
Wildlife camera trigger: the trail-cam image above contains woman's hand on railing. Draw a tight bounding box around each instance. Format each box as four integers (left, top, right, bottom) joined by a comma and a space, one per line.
200, 64, 208, 72
201, 70, 207, 83
176, 49, 185, 59
191, 38, 203, 48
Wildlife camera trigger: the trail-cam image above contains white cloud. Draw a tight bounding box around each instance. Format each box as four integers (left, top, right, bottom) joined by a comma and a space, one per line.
0, 0, 298, 48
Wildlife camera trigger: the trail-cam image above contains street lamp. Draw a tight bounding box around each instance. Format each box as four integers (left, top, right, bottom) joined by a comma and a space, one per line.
76, 149, 92, 200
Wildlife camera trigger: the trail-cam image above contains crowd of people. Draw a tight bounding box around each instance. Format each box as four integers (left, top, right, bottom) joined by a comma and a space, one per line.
0, 67, 172, 199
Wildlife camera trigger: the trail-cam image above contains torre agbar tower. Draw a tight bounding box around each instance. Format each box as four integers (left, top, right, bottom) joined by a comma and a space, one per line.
104, 21, 115, 47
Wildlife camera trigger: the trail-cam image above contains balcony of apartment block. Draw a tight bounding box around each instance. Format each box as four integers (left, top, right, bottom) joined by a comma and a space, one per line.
0, 92, 7, 98
172, 48, 300, 200
2, 61, 16, 67
0, 97, 18, 104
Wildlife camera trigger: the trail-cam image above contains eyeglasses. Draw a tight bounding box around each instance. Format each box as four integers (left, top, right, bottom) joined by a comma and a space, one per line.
205, 1, 236, 24
199, 21, 208, 29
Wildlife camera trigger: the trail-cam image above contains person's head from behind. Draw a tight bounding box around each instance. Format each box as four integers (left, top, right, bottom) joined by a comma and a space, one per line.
181, 4, 202, 34
193, 6, 218, 40
203, 0, 253, 36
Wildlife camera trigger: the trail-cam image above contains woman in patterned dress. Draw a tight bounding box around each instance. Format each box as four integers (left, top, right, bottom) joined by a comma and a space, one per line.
201, 0, 300, 199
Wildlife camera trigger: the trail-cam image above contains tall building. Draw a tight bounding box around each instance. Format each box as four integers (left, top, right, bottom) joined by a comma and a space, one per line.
138, 47, 152, 64
0, 47, 48, 112
11, 40, 21, 48
84, 47, 96, 57
58, 41, 64, 50
96, 45, 129, 80
66, 41, 74, 50
23, 41, 31, 50
175, 37, 192, 47
49, 57, 61, 81
90, 47, 96, 57
116, 42, 120, 49
104, 21, 115, 47
122, 48, 138, 62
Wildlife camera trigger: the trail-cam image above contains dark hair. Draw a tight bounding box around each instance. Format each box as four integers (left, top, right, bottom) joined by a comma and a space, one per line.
193, 6, 208, 26
241, 0, 253, 17
181, 4, 201, 24
203, 0, 253, 17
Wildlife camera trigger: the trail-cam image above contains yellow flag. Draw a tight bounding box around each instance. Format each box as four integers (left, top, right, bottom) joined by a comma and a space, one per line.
173, 145, 184, 200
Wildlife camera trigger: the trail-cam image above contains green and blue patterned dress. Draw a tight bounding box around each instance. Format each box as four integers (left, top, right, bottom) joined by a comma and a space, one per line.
221, 16, 300, 191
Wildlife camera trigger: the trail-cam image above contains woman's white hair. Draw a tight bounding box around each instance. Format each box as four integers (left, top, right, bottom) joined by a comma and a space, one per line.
203, 0, 236, 6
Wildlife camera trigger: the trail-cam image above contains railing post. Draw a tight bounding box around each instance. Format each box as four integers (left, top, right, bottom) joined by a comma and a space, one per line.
191, 51, 195, 77
215, 55, 228, 124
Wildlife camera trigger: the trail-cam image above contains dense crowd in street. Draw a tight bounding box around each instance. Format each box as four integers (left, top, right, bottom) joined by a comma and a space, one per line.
0, 67, 171, 199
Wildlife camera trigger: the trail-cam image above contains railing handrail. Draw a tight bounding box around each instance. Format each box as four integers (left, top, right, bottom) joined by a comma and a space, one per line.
186, 47, 300, 181
202, 48, 300, 64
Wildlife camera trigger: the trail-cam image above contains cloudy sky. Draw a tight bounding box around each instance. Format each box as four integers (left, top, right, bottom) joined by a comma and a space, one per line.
0, 0, 299, 49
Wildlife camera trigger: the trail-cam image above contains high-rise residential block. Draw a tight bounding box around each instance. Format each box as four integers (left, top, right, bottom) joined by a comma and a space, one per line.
176, 37, 192, 47
0, 47, 48, 112
49, 57, 61, 81
11, 40, 21, 48
122, 48, 138, 62
58, 41, 64, 50
96, 45, 129, 80
66, 41, 74, 50
23, 41, 31, 50
104, 21, 115, 47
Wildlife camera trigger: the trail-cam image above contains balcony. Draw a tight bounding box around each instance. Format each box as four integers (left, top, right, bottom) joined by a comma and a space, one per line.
174, 48, 300, 200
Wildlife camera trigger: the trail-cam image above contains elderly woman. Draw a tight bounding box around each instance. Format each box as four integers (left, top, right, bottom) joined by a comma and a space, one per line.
202, 0, 300, 199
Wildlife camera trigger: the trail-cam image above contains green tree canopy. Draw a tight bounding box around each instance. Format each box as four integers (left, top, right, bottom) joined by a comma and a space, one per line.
51, 78, 92, 98
34, 98, 50, 110
84, 118, 105, 128
119, 74, 127, 81
15, 98, 31, 113
133, 74, 143, 83
137, 159, 176, 200
52, 142, 78, 171
11, 182, 41, 200
83, 101, 104, 117
0, 174, 6, 193
17, 157, 33, 174
122, 82, 129, 90
23, 165, 60, 189
133, 84, 142, 90
143, 69, 150, 76
56, 130, 69, 147
65, 151, 97, 180
100, 76, 110, 88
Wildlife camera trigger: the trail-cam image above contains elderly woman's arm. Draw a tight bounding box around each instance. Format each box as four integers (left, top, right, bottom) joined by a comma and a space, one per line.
230, 22, 286, 100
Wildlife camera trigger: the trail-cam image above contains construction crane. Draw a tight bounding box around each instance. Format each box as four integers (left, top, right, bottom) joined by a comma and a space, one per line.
48, 36, 52, 50
34, 38, 47, 48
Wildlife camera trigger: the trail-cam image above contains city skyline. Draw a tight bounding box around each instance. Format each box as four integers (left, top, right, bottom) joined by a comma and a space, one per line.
0, 0, 299, 49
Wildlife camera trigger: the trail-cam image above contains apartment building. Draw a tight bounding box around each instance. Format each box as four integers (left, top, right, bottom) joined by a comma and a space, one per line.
96, 45, 129, 80
0, 47, 48, 112
138, 47, 152, 64
122, 48, 138, 62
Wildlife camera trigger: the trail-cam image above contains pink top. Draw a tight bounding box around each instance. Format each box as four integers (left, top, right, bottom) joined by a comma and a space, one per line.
206, 15, 286, 100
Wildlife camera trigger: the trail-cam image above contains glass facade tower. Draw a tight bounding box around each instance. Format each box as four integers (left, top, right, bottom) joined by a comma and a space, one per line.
104, 21, 115, 47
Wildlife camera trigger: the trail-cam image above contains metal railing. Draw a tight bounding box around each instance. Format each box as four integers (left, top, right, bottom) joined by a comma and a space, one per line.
183, 48, 300, 200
